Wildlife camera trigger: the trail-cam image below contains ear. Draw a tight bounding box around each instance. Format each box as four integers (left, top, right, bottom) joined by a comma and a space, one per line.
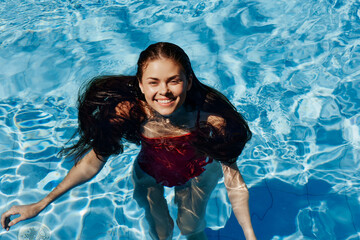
138, 79, 144, 94
187, 74, 193, 91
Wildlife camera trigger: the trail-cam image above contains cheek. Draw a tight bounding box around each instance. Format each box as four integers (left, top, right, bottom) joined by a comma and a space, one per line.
180, 86, 188, 98
171, 84, 187, 96
143, 86, 156, 98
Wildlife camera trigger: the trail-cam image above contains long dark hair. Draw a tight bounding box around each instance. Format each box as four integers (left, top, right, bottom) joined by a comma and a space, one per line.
136, 42, 252, 163
59, 75, 145, 163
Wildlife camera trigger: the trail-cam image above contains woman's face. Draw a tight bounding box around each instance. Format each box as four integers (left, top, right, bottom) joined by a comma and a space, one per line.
139, 58, 192, 116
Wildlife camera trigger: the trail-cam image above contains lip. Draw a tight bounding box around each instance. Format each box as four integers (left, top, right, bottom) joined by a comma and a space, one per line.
155, 98, 175, 106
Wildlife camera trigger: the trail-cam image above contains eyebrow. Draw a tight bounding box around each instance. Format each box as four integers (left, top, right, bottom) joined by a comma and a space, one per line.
145, 77, 159, 81
145, 75, 181, 81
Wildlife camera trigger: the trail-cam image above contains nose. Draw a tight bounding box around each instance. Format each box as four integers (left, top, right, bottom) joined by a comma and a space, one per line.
159, 82, 169, 95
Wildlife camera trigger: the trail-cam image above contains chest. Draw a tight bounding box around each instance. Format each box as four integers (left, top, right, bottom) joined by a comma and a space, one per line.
140, 111, 199, 138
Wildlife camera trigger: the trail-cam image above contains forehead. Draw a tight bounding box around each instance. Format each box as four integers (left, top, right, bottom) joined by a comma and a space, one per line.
142, 57, 184, 74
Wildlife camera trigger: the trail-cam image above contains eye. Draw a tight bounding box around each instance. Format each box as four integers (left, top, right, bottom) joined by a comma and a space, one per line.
148, 81, 158, 86
169, 79, 181, 84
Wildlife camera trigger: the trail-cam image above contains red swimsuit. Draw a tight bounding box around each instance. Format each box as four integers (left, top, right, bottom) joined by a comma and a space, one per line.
138, 131, 212, 187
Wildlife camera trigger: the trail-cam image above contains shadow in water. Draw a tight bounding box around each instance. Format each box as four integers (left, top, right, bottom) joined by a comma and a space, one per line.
205, 178, 360, 240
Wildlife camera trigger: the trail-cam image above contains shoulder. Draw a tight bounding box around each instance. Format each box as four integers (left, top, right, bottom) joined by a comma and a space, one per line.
199, 111, 226, 131
116, 100, 148, 116
111, 100, 147, 125
115, 101, 133, 119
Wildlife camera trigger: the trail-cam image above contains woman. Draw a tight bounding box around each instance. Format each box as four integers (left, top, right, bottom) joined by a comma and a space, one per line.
1, 42, 256, 240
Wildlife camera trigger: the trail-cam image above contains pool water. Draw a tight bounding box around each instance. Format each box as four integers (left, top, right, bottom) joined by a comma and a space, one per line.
0, 0, 359, 239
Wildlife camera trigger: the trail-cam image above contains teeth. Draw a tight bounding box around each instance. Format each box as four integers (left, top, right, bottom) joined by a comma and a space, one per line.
157, 99, 172, 103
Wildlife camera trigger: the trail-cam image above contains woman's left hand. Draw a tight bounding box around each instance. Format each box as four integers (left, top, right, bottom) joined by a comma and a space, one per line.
222, 162, 257, 240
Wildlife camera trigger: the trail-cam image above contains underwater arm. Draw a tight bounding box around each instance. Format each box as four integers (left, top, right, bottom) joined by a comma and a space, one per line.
1, 149, 105, 231
205, 114, 256, 238
222, 162, 256, 240
40, 149, 105, 208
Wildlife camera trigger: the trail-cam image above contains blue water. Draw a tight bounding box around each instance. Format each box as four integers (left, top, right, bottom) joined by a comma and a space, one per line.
1, 0, 359, 239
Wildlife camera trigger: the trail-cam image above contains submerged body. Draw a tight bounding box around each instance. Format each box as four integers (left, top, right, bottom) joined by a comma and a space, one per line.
138, 111, 211, 187
130, 98, 254, 239
134, 108, 226, 239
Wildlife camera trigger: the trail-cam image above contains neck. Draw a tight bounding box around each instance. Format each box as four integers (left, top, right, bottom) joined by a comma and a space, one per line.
151, 106, 190, 126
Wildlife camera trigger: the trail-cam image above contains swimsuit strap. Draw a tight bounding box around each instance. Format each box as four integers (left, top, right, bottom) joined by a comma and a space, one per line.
195, 109, 201, 130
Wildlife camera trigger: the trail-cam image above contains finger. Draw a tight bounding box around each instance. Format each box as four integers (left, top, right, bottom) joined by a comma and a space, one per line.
1, 213, 5, 228
4, 217, 10, 231
1, 210, 15, 229
8, 215, 25, 228
2, 207, 19, 218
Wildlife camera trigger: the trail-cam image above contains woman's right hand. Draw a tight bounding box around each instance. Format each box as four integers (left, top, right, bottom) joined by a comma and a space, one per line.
1, 203, 43, 231
1, 150, 105, 232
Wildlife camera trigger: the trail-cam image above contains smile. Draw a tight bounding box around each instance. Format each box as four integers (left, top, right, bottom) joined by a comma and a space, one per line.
155, 99, 175, 105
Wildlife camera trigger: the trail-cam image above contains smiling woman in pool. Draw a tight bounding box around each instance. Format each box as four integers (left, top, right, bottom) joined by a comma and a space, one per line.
1, 42, 256, 240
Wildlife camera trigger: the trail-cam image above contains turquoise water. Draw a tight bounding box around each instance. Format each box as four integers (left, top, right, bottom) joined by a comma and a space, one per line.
0, 0, 359, 239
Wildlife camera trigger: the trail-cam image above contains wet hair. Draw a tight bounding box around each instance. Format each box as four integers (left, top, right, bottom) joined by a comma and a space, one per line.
136, 42, 252, 163
59, 75, 146, 164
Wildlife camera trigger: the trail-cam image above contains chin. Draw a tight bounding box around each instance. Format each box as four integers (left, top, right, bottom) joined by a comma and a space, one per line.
155, 109, 175, 116
151, 102, 180, 116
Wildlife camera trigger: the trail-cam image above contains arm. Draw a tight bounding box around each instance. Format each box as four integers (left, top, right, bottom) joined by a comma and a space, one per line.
222, 162, 256, 240
1, 149, 105, 231
205, 114, 256, 239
